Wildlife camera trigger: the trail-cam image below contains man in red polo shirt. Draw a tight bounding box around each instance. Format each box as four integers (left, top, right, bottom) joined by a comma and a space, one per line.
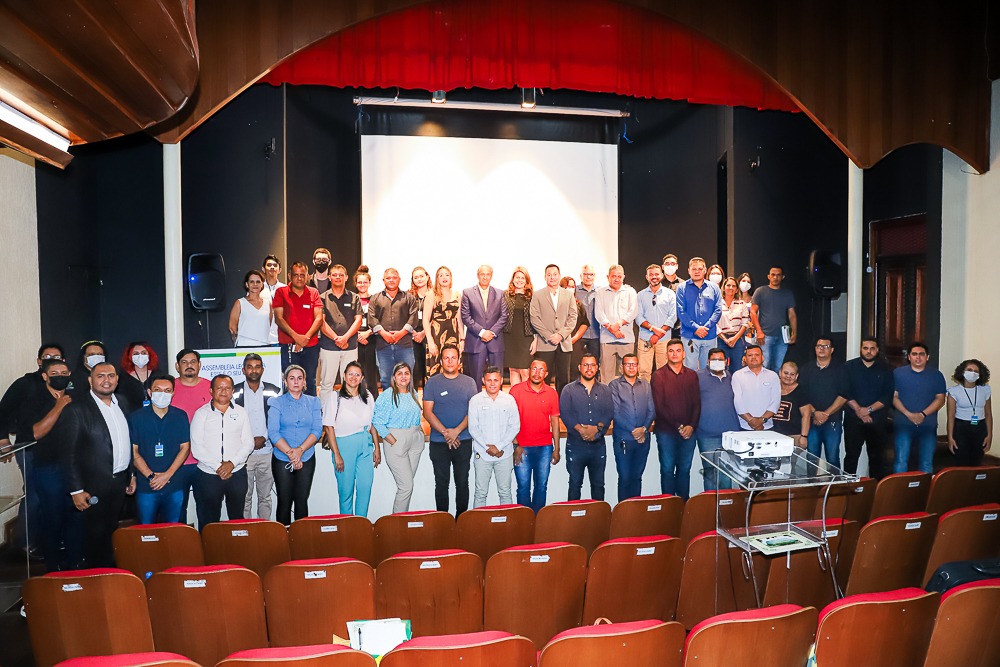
273, 261, 323, 395
509, 359, 561, 512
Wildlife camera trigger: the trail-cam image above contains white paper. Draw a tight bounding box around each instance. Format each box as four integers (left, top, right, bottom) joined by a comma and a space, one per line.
347, 618, 411, 657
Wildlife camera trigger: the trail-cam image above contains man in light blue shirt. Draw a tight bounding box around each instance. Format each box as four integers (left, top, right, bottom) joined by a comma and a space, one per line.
635, 264, 677, 382
468, 366, 520, 507
594, 265, 638, 384
675, 257, 723, 371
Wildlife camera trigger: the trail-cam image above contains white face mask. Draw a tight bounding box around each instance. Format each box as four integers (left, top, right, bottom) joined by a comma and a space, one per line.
86, 354, 105, 368
663, 265, 678, 276
964, 370, 980, 384
709, 274, 723, 285
150, 391, 173, 409
132, 353, 149, 369
739, 281, 752, 292
709, 359, 726, 372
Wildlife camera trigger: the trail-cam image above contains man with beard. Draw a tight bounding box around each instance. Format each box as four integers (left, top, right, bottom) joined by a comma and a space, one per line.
560, 353, 614, 501
609, 353, 655, 501
843, 338, 895, 478
233, 353, 280, 519
172, 348, 211, 523
510, 359, 561, 512
651, 339, 701, 499
273, 261, 324, 395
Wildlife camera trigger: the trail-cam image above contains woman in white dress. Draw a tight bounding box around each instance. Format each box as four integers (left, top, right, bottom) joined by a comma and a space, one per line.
229, 269, 273, 347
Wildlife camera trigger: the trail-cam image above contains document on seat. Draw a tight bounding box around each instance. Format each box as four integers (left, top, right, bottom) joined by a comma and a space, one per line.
346, 618, 412, 657
739, 529, 821, 556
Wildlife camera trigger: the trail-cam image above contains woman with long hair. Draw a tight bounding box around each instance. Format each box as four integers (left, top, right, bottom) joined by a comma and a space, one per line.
372, 362, 424, 512
323, 360, 380, 516
354, 265, 380, 396
423, 266, 464, 377
228, 269, 272, 347
560, 276, 591, 374
503, 267, 535, 385
118, 341, 161, 406
947, 359, 993, 466
268, 365, 323, 525
408, 266, 431, 387
737, 272, 756, 345
718, 276, 749, 369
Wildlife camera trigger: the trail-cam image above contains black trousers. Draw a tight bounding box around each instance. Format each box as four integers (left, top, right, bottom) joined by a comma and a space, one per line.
533, 348, 571, 394
67, 470, 129, 568
271, 455, 317, 526
357, 338, 380, 396
952, 418, 988, 467
193, 467, 248, 530
429, 439, 472, 516
843, 413, 891, 479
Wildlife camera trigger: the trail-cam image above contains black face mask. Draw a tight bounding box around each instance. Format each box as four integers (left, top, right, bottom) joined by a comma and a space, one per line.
313, 261, 330, 273
48, 376, 71, 391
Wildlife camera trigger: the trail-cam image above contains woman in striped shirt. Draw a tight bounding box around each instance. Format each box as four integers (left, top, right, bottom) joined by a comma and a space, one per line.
372, 362, 425, 512
718, 276, 749, 370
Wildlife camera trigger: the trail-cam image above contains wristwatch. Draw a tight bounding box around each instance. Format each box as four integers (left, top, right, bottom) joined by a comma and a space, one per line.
146, 472, 155, 481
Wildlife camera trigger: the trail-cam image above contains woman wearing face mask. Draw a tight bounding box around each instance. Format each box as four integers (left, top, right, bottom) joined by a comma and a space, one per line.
707, 265, 725, 287
128, 374, 191, 524
717, 277, 748, 370
771, 361, 812, 448
737, 273, 756, 344
408, 266, 431, 388
946, 359, 993, 466
354, 265, 380, 396
323, 361, 380, 516
70, 340, 109, 397
268, 365, 323, 525
229, 269, 272, 347
118, 341, 161, 408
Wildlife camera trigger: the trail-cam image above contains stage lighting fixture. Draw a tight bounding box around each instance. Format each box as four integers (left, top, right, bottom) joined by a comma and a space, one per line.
432, 90, 447, 104
521, 88, 536, 109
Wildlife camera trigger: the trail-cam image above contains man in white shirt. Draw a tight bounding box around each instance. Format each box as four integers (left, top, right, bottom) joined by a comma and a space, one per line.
468, 366, 520, 507
594, 264, 639, 383
731, 344, 781, 430
261, 254, 286, 345
232, 354, 280, 519
190, 375, 255, 529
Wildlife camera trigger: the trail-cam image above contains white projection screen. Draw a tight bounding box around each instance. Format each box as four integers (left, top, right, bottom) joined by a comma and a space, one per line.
361, 133, 618, 292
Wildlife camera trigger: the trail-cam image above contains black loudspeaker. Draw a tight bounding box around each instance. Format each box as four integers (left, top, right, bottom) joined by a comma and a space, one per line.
808, 250, 842, 297
187, 253, 226, 311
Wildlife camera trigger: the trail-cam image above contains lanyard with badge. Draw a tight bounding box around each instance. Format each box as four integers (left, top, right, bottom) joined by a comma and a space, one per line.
152, 413, 169, 457
962, 385, 979, 425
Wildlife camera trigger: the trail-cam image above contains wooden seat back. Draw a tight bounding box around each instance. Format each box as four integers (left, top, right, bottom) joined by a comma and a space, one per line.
534, 500, 612, 557
762, 519, 857, 610
675, 533, 768, 631
53, 652, 199, 667
923, 578, 1000, 667
683, 604, 817, 667
583, 535, 683, 623
678, 490, 748, 548
380, 631, 535, 667
289, 515, 376, 566
870, 471, 931, 519
202, 519, 290, 577
821, 478, 876, 525
845, 512, 938, 596
455, 504, 535, 563
923, 503, 1000, 584
217, 644, 377, 667
112, 523, 205, 579
926, 466, 1000, 515
609, 494, 684, 539
539, 619, 684, 667
372, 511, 455, 564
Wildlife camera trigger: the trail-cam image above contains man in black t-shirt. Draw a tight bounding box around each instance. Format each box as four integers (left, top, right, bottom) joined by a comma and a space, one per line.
318, 263, 363, 403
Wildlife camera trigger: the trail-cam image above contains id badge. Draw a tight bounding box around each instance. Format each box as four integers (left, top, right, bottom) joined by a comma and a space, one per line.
971, 415, 979, 426
154, 441, 164, 457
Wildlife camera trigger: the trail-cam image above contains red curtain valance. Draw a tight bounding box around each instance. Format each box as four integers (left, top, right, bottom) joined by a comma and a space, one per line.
262, 0, 799, 112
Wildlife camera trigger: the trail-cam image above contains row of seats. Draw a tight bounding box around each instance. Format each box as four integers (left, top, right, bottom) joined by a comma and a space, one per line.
50, 580, 1000, 667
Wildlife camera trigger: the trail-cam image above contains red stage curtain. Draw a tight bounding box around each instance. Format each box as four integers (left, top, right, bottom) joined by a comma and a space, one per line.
262, 0, 798, 112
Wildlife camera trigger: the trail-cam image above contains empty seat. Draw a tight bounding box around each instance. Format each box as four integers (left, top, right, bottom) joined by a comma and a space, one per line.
869, 471, 931, 519
609, 494, 684, 539
923, 503, 1000, 584
380, 631, 535, 667
146, 565, 267, 667
582, 535, 683, 623
683, 604, 817, 667
923, 578, 1000, 667
202, 518, 290, 577
762, 519, 858, 610
264, 558, 375, 646
675, 533, 768, 631
112, 523, 205, 580
375, 549, 483, 636
217, 645, 376, 667
539, 619, 685, 667
926, 466, 1000, 515
821, 478, 876, 525
289, 515, 376, 566
534, 500, 612, 556
455, 504, 535, 563
372, 511, 455, 564
748, 487, 824, 526
814, 588, 939, 667
678, 490, 748, 548
24, 568, 154, 667
845, 512, 938, 595
54, 653, 198, 667
484, 542, 587, 648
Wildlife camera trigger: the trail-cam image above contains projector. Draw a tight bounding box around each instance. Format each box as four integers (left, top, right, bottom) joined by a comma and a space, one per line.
721, 430, 794, 460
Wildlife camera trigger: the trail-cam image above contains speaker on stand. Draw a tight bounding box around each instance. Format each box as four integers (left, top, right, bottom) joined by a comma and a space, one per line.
807, 250, 843, 338
187, 253, 226, 348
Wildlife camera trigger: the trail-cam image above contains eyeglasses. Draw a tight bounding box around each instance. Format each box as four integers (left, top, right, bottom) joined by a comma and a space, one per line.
41, 354, 63, 360
816, 344, 831, 349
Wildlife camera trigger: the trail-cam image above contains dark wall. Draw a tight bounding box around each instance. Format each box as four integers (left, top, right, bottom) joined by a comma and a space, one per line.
730, 108, 849, 363
181, 84, 285, 349
36, 133, 166, 366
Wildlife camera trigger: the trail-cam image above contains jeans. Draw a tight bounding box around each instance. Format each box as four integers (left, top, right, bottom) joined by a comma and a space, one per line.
473, 451, 515, 507
281, 343, 320, 395
376, 345, 416, 390
334, 431, 375, 516
695, 432, 723, 491
656, 430, 696, 500
176, 463, 198, 525
762, 334, 788, 372
32, 463, 73, 571
193, 467, 249, 530
136, 490, 185, 525
612, 437, 650, 501
682, 336, 715, 371
719, 335, 746, 371
14, 448, 41, 551
807, 419, 843, 470
514, 445, 553, 512
429, 439, 473, 516
565, 441, 607, 501
271, 454, 317, 525
894, 422, 938, 474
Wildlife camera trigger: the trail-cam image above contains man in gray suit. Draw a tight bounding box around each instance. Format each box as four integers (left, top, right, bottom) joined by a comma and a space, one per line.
530, 264, 577, 393
461, 265, 509, 389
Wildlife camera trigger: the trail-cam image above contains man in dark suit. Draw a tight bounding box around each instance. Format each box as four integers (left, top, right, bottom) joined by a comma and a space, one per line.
461, 265, 509, 388
62, 362, 135, 567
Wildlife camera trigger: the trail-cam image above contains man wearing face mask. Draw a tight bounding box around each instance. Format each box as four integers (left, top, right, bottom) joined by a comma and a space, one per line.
70, 340, 110, 398
128, 374, 191, 524
17, 358, 73, 570
307, 247, 333, 294
695, 349, 741, 491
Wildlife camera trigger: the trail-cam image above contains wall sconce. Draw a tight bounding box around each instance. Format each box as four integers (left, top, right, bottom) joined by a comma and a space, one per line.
432, 90, 447, 104
521, 88, 536, 109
